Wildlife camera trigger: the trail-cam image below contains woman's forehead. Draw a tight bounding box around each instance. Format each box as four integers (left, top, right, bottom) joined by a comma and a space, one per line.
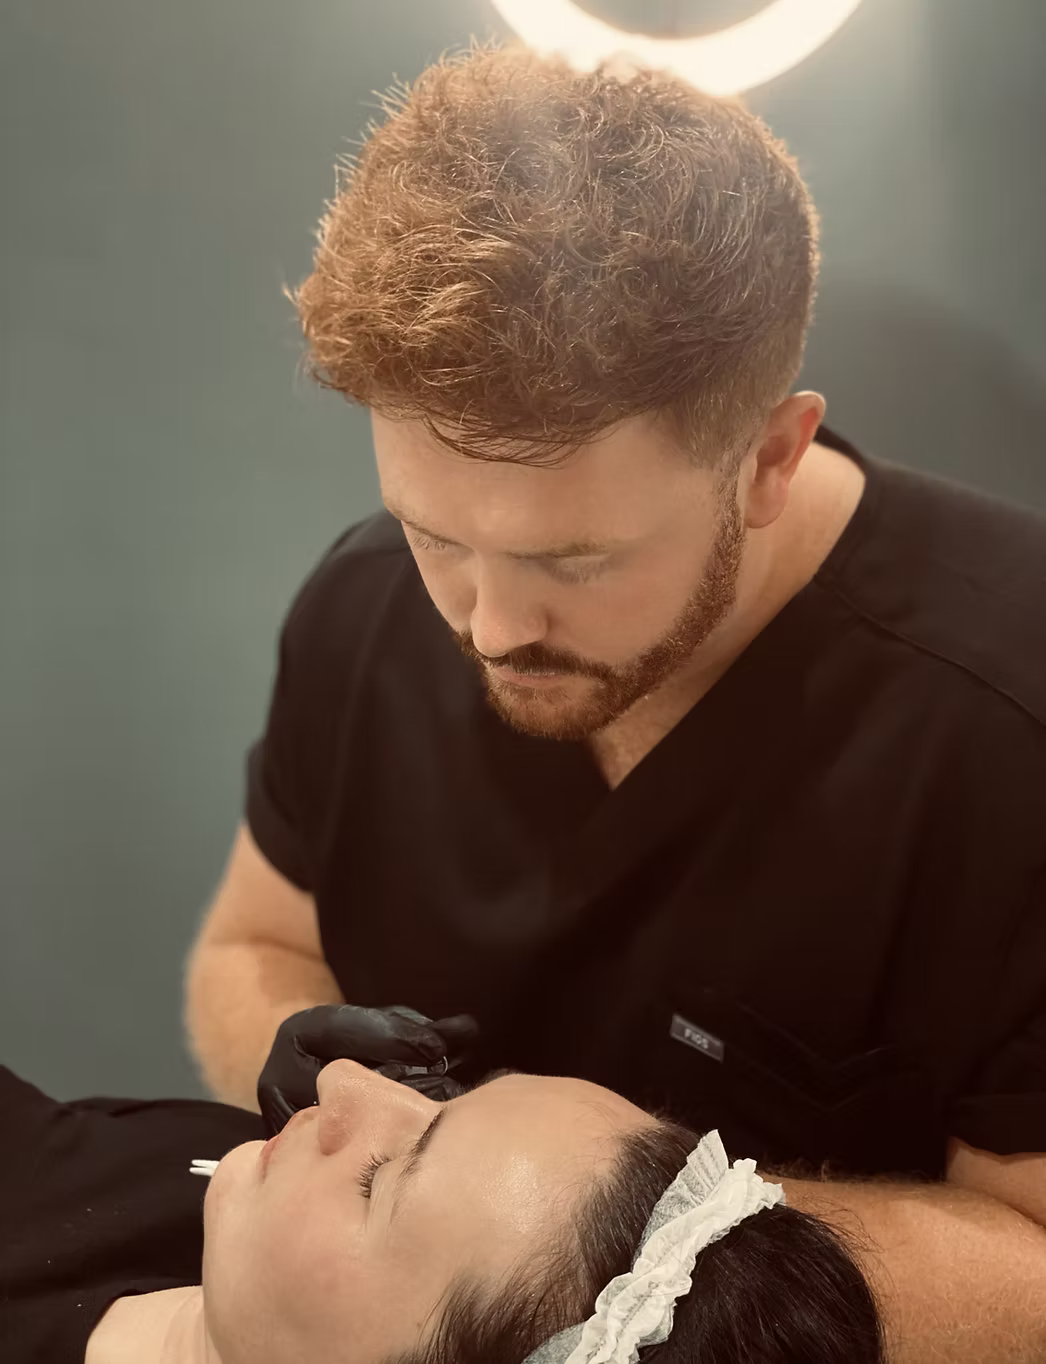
388, 1074, 639, 1253
450, 1072, 645, 1178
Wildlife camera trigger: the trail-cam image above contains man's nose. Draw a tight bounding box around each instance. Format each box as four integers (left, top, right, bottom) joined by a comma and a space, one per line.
468, 568, 548, 661
315, 1058, 435, 1156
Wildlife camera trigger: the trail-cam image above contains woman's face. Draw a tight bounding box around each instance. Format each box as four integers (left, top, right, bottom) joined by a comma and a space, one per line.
202, 1060, 649, 1363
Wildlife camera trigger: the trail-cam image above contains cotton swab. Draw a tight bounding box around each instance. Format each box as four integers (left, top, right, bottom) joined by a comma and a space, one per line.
190, 1158, 219, 1177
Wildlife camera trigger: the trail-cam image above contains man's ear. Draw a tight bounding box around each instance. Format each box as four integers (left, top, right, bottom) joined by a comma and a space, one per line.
742, 392, 826, 530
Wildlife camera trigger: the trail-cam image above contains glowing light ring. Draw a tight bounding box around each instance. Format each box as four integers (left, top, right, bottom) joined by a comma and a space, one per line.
488, 0, 866, 94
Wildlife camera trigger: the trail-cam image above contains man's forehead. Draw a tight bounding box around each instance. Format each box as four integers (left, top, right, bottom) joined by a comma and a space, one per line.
374, 412, 714, 550
381, 496, 626, 561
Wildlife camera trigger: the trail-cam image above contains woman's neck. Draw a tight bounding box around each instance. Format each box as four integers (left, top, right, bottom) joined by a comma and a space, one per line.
85, 1286, 222, 1364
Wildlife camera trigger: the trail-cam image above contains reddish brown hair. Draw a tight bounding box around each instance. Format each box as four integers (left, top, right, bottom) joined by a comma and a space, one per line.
294, 42, 820, 465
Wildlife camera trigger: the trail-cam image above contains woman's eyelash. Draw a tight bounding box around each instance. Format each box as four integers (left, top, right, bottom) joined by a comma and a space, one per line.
357, 1152, 390, 1199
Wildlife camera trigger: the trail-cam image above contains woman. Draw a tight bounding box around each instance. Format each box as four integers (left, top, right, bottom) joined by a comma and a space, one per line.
2, 1056, 884, 1363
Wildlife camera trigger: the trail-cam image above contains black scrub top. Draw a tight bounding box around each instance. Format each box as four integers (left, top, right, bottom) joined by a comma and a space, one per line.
246, 426, 1046, 1181
0, 1066, 261, 1363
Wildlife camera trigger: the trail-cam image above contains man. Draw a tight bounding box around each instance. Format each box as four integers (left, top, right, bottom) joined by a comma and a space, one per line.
185, 44, 1046, 1359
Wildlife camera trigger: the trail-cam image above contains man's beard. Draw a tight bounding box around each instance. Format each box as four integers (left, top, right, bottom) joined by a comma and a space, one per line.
452, 483, 747, 742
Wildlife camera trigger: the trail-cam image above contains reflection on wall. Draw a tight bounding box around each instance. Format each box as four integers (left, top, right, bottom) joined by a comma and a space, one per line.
488, 0, 867, 93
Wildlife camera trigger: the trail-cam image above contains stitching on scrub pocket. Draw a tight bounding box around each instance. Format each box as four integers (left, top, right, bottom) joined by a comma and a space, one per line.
672, 987, 910, 1109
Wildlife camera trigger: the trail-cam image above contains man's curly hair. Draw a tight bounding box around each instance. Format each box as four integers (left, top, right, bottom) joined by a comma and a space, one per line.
294, 42, 820, 466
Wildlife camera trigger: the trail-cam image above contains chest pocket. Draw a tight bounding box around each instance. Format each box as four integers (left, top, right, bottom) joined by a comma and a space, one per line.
645, 986, 944, 1178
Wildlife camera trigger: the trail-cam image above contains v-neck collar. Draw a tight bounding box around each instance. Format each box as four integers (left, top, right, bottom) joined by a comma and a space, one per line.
473, 425, 884, 923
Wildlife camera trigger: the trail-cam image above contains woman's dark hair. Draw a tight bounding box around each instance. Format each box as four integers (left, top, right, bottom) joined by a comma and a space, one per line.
385, 1117, 886, 1364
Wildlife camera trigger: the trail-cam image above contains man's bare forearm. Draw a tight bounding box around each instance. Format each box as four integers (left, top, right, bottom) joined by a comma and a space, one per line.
184, 938, 343, 1111
773, 1166, 1046, 1362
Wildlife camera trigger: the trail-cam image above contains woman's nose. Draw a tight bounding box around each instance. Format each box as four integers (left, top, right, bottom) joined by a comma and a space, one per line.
315, 1058, 435, 1156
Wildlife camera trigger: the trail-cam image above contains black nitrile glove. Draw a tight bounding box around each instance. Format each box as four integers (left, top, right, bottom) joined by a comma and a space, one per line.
257, 1003, 480, 1137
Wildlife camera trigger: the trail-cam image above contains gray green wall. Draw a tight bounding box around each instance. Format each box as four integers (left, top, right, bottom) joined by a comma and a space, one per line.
3, 0, 1044, 1101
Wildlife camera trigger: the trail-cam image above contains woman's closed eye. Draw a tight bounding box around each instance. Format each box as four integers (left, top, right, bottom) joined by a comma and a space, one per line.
357, 1152, 390, 1199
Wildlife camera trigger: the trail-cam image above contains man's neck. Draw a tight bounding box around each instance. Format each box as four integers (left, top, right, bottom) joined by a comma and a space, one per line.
728, 436, 865, 646
85, 1286, 222, 1364
589, 440, 866, 784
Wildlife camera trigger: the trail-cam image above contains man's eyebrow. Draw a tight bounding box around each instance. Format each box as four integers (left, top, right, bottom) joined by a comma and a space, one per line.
389, 1068, 521, 1218
383, 502, 617, 561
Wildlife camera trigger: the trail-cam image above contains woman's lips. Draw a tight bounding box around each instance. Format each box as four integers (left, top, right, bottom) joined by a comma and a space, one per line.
258, 1129, 284, 1176
259, 1108, 309, 1176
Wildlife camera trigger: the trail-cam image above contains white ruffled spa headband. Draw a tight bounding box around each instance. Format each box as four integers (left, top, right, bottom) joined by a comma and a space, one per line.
523, 1129, 785, 1364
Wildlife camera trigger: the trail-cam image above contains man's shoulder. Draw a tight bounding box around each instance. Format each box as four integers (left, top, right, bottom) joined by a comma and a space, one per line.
821, 439, 1046, 730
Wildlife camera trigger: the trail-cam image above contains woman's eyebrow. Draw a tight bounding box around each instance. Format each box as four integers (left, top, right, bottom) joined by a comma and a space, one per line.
390, 1107, 447, 1218
388, 1068, 521, 1217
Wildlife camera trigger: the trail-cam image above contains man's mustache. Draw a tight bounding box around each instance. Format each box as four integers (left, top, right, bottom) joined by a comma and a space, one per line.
454, 632, 608, 680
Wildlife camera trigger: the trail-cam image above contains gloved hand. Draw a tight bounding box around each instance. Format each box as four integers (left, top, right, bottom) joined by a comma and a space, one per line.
257, 1003, 480, 1137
